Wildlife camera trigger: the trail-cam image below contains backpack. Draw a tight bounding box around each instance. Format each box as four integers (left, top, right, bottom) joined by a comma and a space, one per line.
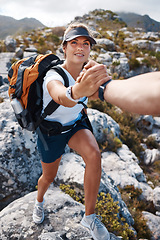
8, 53, 69, 132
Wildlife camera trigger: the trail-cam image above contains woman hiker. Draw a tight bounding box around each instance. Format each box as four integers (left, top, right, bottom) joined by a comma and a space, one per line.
33, 22, 111, 240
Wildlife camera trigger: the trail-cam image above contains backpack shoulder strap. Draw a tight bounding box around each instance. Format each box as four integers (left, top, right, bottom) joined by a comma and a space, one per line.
43, 65, 69, 115
34, 66, 69, 129
51, 65, 69, 88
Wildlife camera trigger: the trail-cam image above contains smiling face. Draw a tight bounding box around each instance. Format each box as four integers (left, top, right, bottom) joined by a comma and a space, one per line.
63, 36, 91, 65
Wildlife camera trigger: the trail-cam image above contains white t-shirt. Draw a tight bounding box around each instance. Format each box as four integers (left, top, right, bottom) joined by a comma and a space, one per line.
43, 66, 88, 126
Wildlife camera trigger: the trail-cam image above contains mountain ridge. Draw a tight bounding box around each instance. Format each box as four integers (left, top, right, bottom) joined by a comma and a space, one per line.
0, 15, 45, 40
116, 12, 160, 32
1, 11, 160, 40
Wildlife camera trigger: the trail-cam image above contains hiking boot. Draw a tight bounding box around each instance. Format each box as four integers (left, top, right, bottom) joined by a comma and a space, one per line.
81, 214, 110, 240
32, 200, 44, 224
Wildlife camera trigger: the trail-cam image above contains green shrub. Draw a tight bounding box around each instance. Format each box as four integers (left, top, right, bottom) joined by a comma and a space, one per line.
100, 129, 122, 152
145, 135, 159, 149
142, 58, 152, 68
38, 37, 45, 46
60, 184, 84, 204
60, 184, 136, 239
129, 58, 140, 70
112, 60, 120, 66
88, 100, 144, 158
155, 51, 160, 61
48, 34, 60, 45
0, 97, 4, 103
10, 57, 18, 65
120, 125, 144, 158
105, 110, 144, 158
119, 185, 152, 239
142, 160, 160, 188
95, 192, 135, 239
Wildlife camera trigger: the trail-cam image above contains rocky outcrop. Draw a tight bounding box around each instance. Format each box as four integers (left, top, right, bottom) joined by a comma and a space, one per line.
0, 84, 42, 210
96, 38, 116, 51
143, 211, 160, 240
153, 187, 160, 212
0, 187, 122, 240
101, 146, 153, 202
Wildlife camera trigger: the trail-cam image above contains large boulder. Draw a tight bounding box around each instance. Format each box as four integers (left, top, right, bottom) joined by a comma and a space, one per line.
96, 38, 115, 51
0, 85, 42, 210
144, 148, 160, 165
101, 145, 153, 202
87, 108, 120, 143
4, 36, 17, 52
153, 187, 160, 212
143, 211, 160, 240
0, 187, 122, 240
0, 52, 15, 81
131, 40, 153, 50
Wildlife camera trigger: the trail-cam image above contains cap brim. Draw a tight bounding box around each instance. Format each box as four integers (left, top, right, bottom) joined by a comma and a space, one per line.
65, 35, 96, 45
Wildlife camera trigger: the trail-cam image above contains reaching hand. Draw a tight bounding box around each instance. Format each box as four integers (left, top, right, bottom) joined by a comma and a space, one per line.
73, 60, 111, 98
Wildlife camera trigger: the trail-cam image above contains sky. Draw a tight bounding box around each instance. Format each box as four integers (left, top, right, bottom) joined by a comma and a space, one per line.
0, 0, 160, 27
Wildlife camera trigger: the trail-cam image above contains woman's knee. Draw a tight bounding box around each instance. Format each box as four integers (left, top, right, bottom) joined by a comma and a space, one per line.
84, 147, 101, 166
39, 174, 55, 185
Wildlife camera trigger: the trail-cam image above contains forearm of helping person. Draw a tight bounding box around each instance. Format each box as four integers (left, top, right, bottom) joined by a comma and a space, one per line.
104, 72, 160, 115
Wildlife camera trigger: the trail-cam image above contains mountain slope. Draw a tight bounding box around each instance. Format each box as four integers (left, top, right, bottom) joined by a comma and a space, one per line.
116, 12, 160, 32
0, 15, 45, 40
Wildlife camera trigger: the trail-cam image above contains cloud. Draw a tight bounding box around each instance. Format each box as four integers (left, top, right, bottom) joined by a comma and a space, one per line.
0, 0, 160, 26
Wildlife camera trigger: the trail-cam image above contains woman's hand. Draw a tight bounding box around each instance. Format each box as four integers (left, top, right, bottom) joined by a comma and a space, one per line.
72, 61, 111, 99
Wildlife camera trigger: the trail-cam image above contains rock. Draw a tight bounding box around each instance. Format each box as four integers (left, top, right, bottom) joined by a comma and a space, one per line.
4, 36, 17, 52
142, 32, 160, 40
0, 76, 3, 86
0, 187, 121, 240
152, 40, 160, 51
153, 187, 160, 212
24, 45, 38, 52
143, 211, 160, 240
87, 108, 120, 143
136, 115, 154, 131
0, 86, 42, 210
131, 40, 153, 50
144, 148, 160, 165
101, 145, 153, 202
110, 57, 130, 78
96, 52, 112, 66
0, 52, 15, 79
154, 117, 160, 128
15, 47, 24, 59
96, 38, 115, 51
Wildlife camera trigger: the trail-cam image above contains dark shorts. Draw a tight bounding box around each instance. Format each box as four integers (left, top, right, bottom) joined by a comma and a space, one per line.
37, 121, 91, 163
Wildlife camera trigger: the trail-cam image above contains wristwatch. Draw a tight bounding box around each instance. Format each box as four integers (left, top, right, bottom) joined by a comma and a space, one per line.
98, 79, 112, 101
66, 86, 80, 102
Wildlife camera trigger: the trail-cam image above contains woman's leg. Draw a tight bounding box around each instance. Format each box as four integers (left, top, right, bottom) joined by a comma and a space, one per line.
37, 156, 62, 202
68, 129, 101, 216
